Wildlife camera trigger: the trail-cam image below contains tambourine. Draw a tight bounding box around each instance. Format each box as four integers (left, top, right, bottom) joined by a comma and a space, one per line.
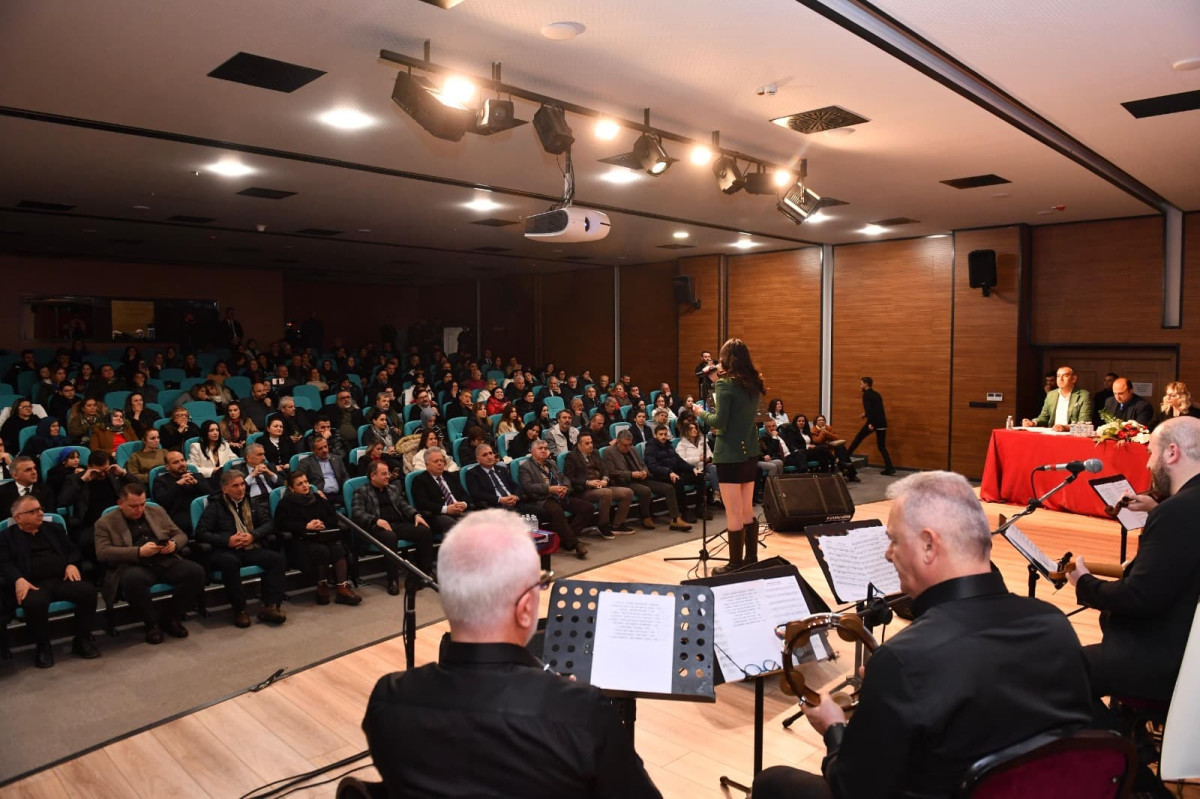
779, 612, 878, 711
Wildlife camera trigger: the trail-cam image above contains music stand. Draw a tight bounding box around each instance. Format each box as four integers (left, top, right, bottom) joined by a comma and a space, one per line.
995, 513, 1066, 598
1088, 474, 1148, 563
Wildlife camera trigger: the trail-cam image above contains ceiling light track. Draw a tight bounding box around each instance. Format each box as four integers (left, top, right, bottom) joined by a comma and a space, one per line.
379, 46, 787, 174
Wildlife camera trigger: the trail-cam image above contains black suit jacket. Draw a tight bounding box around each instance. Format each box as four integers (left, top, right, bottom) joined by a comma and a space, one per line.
153, 471, 214, 532
0, 481, 56, 519
465, 464, 525, 507
1103, 394, 1154, 427
861, 388, 887, 428
0, 520, 79, 589
411, 471, 471, 517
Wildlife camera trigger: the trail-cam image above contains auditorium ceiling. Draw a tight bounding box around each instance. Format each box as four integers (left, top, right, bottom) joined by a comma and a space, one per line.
0, 0, 1196, 282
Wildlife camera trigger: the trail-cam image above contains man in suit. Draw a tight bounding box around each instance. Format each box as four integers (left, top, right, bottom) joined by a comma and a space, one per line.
320, 388, 365, 449
1, 495, 100, 668
846, 377, 895, 475
603, 430, 690, 531
93, 482, 206, 644
242, 443, 281, 518
351, 460, 432, 594
410, 448, 472, 536
563, 430, 635, 538
463, 443, 543, 518
1023, 365, 1093, 431
1070, 416, 1200, 703
153, 449, 213, 533
297, 436, 350, 508
1103, 376, 1154, 427
275, 396, 313, 445
0, 455, 56, 523
222, 307, 243, 350
194, 469, 287, 628
643, 425, 705, 527
519, 439, 594, 558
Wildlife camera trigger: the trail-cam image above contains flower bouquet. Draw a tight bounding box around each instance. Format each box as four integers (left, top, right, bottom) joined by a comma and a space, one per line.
1094, 410, 1150, 445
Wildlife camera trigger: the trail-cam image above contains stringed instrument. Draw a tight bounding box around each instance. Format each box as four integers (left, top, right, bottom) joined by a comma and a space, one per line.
1047, 553, 1127, 583
779, 613, 878, 711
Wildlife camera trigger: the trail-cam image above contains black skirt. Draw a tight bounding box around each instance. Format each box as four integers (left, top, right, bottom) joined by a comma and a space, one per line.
715, 457, 759, 484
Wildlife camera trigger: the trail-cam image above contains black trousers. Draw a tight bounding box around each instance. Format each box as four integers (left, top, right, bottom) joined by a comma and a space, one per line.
426, 513, 462, 538
535, 497, 593, 549
292, 536, 350, 577
368, 522, 434, 574
666, 472, 705, 516
119, 557, 206, 626
18, 577, 98, 644
208, 547, 287, 610
847, 425, 893, 469
752, 766, 831, 799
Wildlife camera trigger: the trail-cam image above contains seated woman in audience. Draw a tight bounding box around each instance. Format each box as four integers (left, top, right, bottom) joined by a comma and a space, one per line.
463, 367, 486, 391
416, 405, 448, 444
651, 393, 678, 423
677, 419, 720, 503
357, 440, 398, 477
260, 416, 297, 473
409, 429, 461, 474
126, 427, 166, 485
207, 360, 232, 385
219, 400, 257, 455
457, 427, 489, 468
464, 402, 496, 444
485, 386, 507, 416
362, 408, 401, 458
767, 398, 789, 427
148, 351, 165, 378
188, 419, 236, 477
506, 421, 543, 459
24, 417, 69, 464
319, 359, 338, 383
182, 353, 202, 378
128, 372, 158, 404
1159, 381, 1200, 424
163, 346, 182, 368
628, 409, 654, 445
124, 392, 160, 440
67, 396, 105, 446
89, 409, 135, 455
306, 367, 329, 394
274, 471, 361, 606
515, 389, 537, 418
205, 379, 233, 411
809, 413, 859, 482
47, 447, 85, 497
2, 397, 40, 454
496, 403, 523, 435
159, 406, 200, 453
539, 362, 556, 385
72, 362, 94, 394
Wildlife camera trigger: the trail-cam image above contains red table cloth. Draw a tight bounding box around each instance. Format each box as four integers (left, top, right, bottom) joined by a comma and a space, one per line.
980, 429, 1151, 518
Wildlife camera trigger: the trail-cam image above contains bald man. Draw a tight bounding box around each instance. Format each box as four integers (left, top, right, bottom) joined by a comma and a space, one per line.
1102, 376, 1154, 427
361, 510, 660, 798
1070, 416, 1200, 702
755, 471, 1092, 799
1023, 365, 1092, 430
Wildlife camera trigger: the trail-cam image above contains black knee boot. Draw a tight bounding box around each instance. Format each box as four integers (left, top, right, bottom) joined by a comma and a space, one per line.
714, 528, 745, 575
745, 519, 759, 564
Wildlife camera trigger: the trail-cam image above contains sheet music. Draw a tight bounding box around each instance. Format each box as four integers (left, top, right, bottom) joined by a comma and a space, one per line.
1002, 524, 1058, 575
710, 576, 829, 682
590, 591, 674, 694
816, 524, 901, 601
1090, 476, 1149, 530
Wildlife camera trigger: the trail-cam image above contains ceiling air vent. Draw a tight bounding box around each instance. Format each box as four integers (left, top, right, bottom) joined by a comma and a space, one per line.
657, 243, 695, 250
871, 217, 919, 226
1122, 89, 1200, 119
471, 218, 519, 227
17, 200, 76, 211
940, 174, 1011, 190
296, 228, 342, 236
208, 52, 325, 93
237, 187, 297, 200
771, 106, 869, 134
168, 215, 216, 224
472, 246, 511, 253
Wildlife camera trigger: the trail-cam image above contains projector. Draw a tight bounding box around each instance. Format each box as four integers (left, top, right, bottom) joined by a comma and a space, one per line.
524, 207, 611, 243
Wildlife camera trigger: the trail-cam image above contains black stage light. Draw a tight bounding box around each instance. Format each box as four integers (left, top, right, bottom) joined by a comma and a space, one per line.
712, 155, 744, 194
742, 169, 775, 195
633, 133, 675, 176
778, 181, 823, 224
533, 105, 574, 154
391, 71, 474, 142
474, 98, 527, 135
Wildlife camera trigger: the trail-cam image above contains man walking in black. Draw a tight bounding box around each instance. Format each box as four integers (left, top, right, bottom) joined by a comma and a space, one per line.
847, 377, 894, 475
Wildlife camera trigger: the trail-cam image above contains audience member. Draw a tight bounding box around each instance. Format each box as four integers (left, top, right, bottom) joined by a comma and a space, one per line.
260, 416, 298, 473
45, 449, 83, 500
766, 398, 789, 427
188, 420, 236, 477
1159, 381, 1200, 424
810, 414, 858, 482
155, 449, 213, 534
1, 397, 39, 454
564, 430, 634, 537
23, 417, 68, 464
296, 435, 350, 508
506, 422, 543, 459
159, 406, 200, 453
0, 455, 55, 518
46, 382, 77, 427
410, 448, 472, 535
1102, 377, 1154, 427
1023, 365, 1093, 431
846, 377, 895, 475
676, 420, 719, 500
306, 416, 347, 462
60, 450, 130, 560
519, 439, 593, 558
126, 428, 167, 484
547, 409, 579, 455
88, 409, 134, 456
351, 460, 432, 594
275, 471, 360, 606
603, 430, 690, 532
124, 392, 160, 440
761, 418, 808, 472
243, 381, 274, 429
219, 400, 257, 456
645, 424, 706, 526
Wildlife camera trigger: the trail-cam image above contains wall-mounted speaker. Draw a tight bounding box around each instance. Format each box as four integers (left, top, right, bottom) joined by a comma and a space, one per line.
968, 249, 998, 297
673, 275, 700, 309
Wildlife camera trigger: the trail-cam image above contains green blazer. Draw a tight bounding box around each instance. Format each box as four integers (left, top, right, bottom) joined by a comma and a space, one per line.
697, 378, 760, 464
1033, 389, 1093, 426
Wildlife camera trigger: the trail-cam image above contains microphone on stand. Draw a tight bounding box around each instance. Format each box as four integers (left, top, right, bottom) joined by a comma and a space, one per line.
1033, 458, 1102, 474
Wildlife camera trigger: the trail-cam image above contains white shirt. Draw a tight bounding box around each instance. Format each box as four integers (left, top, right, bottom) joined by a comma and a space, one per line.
1053, 392, 1070, 427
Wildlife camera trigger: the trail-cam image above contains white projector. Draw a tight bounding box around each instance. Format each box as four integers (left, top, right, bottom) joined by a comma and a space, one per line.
524, 206, 611, 243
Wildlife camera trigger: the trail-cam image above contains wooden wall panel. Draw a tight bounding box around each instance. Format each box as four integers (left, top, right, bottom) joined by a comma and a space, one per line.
726, 248, 823, 417
950, 227, 1028, 478
538, 268, 614, 376
284, 280, 417, 349
832, 237, 953, 471
676, 255, 721, 401
619, 261, 678, 391
414, 280, 477, 352
479, 274, 535, 363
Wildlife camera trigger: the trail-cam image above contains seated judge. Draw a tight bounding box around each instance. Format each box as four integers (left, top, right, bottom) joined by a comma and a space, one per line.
1103, 376, 1155, 427
1022, 365, 1092, 431
753, 471, 1093, 799
360, 510, 661, 799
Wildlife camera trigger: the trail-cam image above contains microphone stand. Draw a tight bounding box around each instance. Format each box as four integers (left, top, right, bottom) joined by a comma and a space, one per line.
663, 426, 727, 572
991, 468, 1081, 539
336, 512, 439, 671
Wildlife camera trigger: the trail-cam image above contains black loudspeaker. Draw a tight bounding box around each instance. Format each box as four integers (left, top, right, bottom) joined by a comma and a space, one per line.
968, 249, 998, 296
532, 105, 574, 154
673, 275, 700, 308
762, 473, 855, 533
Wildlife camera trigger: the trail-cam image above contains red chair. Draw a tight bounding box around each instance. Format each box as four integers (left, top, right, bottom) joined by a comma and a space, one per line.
959, 729, 1136, 798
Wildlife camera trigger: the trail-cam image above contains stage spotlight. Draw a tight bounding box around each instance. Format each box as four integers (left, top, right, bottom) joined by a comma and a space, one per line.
773, 169, 793, 187
778, 180, 823, 224
712, 155, 744, 194
595, 119, 620, 140
473, 98, 527, 135
689, 145, 715, 166
742, 168, 775, 195
391, 71, 474, 142
533, 105, 574, 154
634, 133, 674, 175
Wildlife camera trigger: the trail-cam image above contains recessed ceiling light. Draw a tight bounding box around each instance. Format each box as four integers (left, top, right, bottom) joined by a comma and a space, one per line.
805, 211, 829, 224
541, 21, 586, 40
992, 192, 1010, 198
600, 168, 640, 184
1172, 57, 1200, 71
689, 145, 714, 166
131, 205, 150, 210
441, 76, 476, 106
734, 235, 756, 249
317, 107, 376, 130
595, 119, 620, 140
673, 231, 689, 239
927, 233, 949, 238
206, 159, 254, 177
464, 190, 501, 212
357, 228, 372, 233
859, 224, 886, 235
825, 127, 856, 137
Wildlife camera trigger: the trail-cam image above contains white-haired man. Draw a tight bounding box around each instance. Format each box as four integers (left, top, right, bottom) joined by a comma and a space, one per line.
361, 510, 661, 798
754, 471, 1093, 799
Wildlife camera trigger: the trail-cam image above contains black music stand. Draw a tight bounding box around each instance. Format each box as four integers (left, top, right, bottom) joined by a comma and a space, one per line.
684, 560, 831, 796
1088, 474, 1148, 563
995, 513, 1065, 598
542, 579, 716, 749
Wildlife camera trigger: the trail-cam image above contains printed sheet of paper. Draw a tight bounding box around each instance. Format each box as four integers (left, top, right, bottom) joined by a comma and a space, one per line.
710, 576, 829, 682
590, 591, 675, 694
815, 524, 901, 602
1089, 475, 1149, 530
1002, 524, 1058, 575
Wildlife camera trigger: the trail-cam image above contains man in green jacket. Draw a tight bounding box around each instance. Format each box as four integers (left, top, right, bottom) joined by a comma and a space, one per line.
1023, 366, 1092, 431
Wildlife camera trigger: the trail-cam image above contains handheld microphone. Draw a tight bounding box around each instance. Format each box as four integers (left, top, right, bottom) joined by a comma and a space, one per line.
1034, 458, 1102, 474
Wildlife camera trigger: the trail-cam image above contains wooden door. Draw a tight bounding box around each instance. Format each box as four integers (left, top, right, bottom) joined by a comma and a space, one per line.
1041, 346, 1178, 409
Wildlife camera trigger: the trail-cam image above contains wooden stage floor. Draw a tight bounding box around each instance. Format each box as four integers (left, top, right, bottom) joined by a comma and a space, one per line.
3, 496, 1193, 798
